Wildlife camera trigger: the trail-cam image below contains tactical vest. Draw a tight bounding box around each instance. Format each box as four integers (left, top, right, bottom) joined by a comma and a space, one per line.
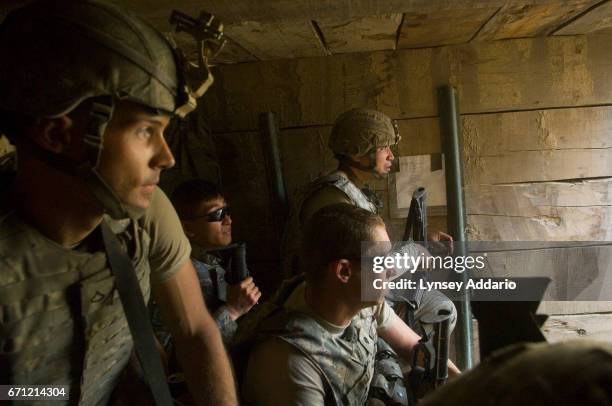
281, 171, 379, 278
234, 276, 378, 405
0, 208, 151, 405
308, 171, 379, 213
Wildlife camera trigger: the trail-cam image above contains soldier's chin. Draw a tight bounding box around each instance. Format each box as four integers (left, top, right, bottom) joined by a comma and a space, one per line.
120, 201, 149, 220
114, 194, 151, 220
373, 170, 389, 180
128, 192, 153, 211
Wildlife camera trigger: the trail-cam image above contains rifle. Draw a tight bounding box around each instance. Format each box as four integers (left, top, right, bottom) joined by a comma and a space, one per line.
398, 187, 452, 400
403, 187, 427, 242
214, 241, 250, 285
408, 309, 452, 403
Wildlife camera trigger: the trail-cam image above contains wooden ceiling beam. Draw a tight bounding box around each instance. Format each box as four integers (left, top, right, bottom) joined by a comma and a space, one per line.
552, 0, 612, 35
316, 13, 403, 54
472, 0, 598, 41
116, 0, 597, 27
396, 7, 500, 49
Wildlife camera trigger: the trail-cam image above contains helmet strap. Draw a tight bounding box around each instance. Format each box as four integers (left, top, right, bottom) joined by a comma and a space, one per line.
19, 96, 113, 176
83, 96, 114, 167
337, 151, 381, 177
79, 96, 147, 220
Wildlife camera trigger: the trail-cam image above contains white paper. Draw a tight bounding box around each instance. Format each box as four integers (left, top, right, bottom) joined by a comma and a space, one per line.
396, 155, 447, 208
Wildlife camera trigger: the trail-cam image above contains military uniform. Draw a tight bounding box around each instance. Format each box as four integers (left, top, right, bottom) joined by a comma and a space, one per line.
152, 251, 237, 346
236, 276, 398, 406
283, 170, 457, 334
0, 0, 225, 403
0, 187, 190, 405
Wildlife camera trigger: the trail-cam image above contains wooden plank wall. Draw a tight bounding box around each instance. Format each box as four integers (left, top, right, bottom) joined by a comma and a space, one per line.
204, 34, 612, 315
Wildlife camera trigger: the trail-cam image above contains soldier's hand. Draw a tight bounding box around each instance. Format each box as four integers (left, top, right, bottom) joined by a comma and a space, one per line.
427, 230, 453, 242
427, 230, 454, 255
447, 359, 461, 377
226, 276, 261, 320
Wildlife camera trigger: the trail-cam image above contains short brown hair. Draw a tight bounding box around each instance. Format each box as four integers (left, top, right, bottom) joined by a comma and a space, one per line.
301, 203, 384, 284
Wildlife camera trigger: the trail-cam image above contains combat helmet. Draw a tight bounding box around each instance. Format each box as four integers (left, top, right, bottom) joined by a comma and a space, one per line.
329, 108, 401, 173
0, 0, 225, 219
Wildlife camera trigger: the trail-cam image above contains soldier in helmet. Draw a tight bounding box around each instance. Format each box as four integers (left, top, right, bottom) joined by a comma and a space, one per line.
282, 108, 457, 339
0, 1, 236, 404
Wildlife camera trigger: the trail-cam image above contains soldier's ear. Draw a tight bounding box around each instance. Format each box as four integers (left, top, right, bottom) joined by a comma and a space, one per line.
29, 116, 74, 155
334, 259, 353, 283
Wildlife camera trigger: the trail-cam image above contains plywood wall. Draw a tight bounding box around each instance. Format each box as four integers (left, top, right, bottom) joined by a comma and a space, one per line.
204, 33, 612, 303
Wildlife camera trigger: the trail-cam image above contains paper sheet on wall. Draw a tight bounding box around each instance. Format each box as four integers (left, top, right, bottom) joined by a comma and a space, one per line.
396, 154, 447, 208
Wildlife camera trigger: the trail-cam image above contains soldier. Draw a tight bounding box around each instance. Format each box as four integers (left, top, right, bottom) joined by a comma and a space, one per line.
0, 1, 236, 404
240, 204, 460, 405
282, 108, 457, 337
152, 179, 261, 346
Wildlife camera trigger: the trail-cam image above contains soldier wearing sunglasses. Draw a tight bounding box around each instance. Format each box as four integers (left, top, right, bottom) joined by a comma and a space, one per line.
151, 179, 261, 348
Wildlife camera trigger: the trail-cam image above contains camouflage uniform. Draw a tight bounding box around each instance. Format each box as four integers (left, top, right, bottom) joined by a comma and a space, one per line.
236, 276, 406, 406
0, 0, 222, 402
152, 252, 237, 346
0, 187, 190, 405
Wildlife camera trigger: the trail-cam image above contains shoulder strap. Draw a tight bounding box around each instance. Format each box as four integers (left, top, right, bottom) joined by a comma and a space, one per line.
100, 220, 173, 406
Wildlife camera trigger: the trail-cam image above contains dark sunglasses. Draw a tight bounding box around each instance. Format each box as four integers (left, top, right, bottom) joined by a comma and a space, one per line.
184, 206, 231, 222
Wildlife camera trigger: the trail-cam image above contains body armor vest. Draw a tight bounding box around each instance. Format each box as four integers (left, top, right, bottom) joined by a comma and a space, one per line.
282, 171, 379, 278
0, 206, 151, 405
234, 277, 378, 406
315, 171, 379, 213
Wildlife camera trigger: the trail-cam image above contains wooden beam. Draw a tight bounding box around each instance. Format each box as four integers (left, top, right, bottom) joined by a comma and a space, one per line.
403, 106, 612, 185
223, 20, 327, 60
397, 7, 499, 49
315, 13, 403, 54
119, 1, 607, 26
203, 34, 612, 132
473, 0, 598, 40
539, 301, 612, 315
398, 105, 612, 158
463, 148, 612, 185
477, 244, 612, 302
553, 0, 612, 35
543, 313, 612, 343
465, 179, 612, 217
467, 205, 612, 240
462, 106, 612, 155
460, 107, 612, 185
204, 45, 439, 131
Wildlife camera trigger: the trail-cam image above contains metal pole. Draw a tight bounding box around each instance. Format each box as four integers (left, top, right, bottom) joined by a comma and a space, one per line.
259, 112, 288, 227
437, 86, 473, 370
